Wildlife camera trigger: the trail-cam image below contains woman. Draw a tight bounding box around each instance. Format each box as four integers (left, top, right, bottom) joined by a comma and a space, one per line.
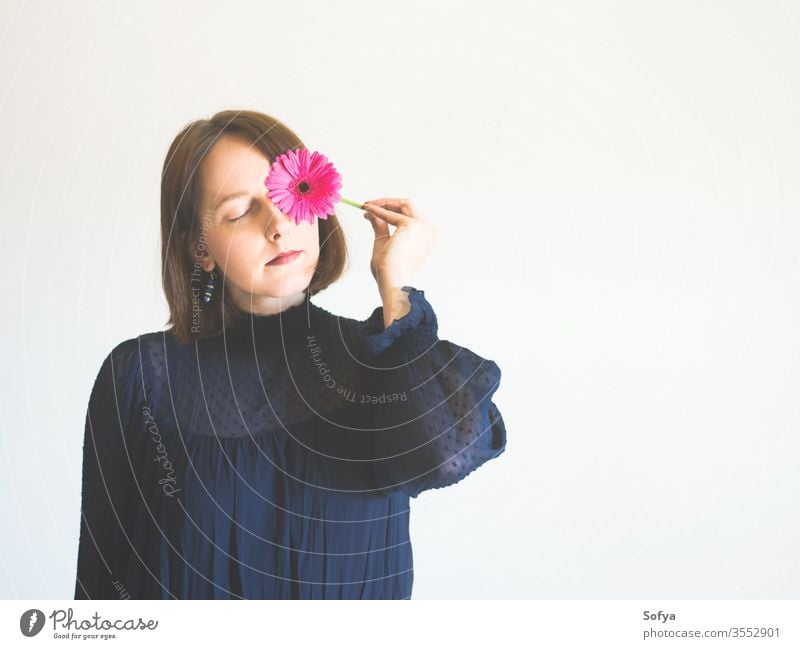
74, 109, 507, 599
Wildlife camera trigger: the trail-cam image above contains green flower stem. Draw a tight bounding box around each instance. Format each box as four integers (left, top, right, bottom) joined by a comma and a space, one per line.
339, 196, 365, 209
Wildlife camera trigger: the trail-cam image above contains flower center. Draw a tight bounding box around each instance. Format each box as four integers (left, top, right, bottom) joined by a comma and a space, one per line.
297, 181, 310, 194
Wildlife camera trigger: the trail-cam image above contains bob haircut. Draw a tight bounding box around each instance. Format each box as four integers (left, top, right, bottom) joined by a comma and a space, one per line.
160, 109, 348, 344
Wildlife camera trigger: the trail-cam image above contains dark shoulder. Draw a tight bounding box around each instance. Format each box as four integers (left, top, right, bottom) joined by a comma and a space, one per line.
99, 329, 172, 395
105, 330, 168, 363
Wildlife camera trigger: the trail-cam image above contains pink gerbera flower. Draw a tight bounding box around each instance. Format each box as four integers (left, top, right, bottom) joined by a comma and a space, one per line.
265, 147, 351, 225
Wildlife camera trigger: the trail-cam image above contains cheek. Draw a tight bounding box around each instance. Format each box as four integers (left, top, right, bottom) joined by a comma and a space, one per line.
306, 230, 320, 258
303, 224, 321, 257
202, 231, 225, 260
207, 230, 261, 271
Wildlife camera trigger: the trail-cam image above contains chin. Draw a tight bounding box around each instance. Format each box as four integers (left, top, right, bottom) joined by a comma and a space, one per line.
261, 273, 311, 297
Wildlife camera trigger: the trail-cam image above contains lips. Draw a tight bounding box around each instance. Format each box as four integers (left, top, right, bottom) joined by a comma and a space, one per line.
266, 250, 301, 266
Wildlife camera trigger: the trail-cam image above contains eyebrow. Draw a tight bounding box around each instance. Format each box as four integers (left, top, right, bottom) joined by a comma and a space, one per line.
212, 190, 250, 213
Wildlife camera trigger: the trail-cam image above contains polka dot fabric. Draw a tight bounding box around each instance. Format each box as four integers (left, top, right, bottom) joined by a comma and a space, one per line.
74, 287, 507, 599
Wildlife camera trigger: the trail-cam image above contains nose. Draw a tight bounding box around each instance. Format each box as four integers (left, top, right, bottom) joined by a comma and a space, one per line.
263, 203, 293, 241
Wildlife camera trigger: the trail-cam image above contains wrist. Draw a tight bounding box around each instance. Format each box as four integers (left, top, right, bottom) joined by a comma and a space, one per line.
379, 285, 412, 330
377, 271, 408, 290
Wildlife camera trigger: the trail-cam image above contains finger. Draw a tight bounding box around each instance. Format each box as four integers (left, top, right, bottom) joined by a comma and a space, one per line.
362, 202, 410, 226
365, 211, 390, 240
363, 198, 415, 217
365, 198, 413, 216
363, 197, 411, 205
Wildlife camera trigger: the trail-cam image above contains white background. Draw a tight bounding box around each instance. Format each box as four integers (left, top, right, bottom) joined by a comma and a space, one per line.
0, 0, 798, 599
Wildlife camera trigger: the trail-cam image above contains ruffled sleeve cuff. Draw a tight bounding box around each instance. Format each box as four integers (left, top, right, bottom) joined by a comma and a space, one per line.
360, 286, 440, 360
350, 287, 508, 499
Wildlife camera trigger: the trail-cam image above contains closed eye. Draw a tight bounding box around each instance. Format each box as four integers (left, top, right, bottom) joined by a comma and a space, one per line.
229, 206, 251, 222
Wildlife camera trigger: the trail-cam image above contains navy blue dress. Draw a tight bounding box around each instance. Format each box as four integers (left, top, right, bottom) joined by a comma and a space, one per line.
74, 286, 507, 599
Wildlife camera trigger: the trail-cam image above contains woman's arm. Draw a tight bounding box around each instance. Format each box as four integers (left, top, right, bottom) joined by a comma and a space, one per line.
358, 286, 507, 498
362, 196, 437, 329
74, 339, 144, 599
357, 198, 506, 498
379, 283, 413, 329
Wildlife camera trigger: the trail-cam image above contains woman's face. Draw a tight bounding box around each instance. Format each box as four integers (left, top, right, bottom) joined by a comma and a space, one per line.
196, 135, 320, 313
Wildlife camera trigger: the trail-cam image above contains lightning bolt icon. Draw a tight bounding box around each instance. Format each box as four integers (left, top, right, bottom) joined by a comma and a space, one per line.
28, 611, 38, 632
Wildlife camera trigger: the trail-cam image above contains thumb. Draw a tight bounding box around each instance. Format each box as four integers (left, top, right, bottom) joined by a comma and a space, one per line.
365, 211, 390, 240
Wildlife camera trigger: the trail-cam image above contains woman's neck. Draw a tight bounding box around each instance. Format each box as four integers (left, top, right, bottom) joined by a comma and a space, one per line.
231, 287, 308, 316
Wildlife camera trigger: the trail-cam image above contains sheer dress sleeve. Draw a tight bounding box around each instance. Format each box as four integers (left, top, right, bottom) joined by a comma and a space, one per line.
74, 338, 146, 599
357, 286, 507, 498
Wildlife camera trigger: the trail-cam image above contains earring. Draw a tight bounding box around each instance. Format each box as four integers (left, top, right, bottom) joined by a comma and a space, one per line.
202, 269, 217, 304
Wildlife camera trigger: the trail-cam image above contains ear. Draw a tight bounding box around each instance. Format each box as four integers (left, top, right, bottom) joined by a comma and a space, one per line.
188, 240, 216, 273
199, 252, 216, 273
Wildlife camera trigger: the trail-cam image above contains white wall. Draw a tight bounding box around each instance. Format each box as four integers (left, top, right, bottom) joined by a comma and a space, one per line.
0, 0, 798, 599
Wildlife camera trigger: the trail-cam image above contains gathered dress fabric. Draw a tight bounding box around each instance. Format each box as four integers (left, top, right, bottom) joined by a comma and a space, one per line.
74, 286, 507, 599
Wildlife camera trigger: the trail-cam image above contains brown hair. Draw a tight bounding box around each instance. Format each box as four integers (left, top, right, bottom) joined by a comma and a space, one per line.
160, 109, 348, 344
